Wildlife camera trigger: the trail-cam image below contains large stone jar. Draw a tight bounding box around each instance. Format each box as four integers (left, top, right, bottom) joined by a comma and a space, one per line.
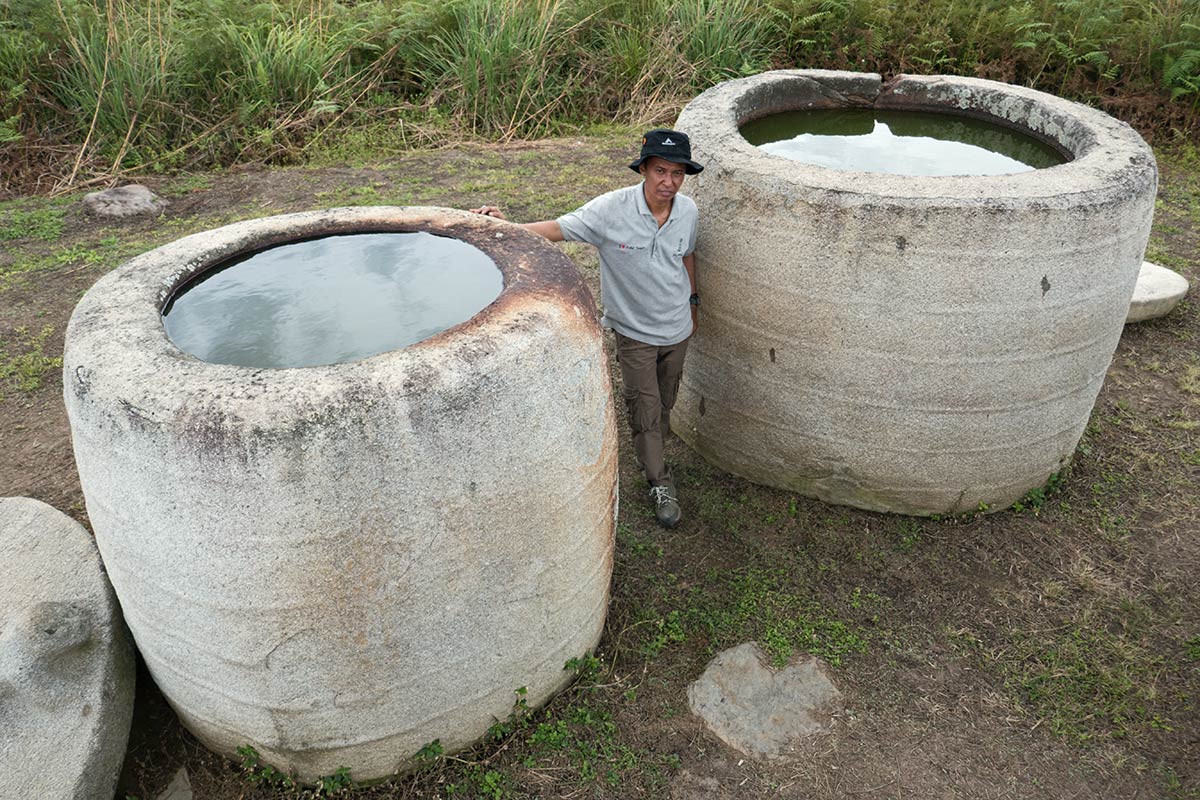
63, 207, 618, 782
675, 70, 1157, 515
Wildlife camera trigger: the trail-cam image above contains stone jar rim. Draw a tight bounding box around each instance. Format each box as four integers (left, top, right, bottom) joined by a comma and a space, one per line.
64, 207, 597, 426
677, 70, 1156, 208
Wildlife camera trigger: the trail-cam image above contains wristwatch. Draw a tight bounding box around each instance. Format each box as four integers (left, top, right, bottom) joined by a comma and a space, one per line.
689, 293, 700, 307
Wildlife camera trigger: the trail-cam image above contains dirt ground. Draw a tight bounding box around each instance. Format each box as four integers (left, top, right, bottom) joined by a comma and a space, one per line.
1, 133, 1198, 800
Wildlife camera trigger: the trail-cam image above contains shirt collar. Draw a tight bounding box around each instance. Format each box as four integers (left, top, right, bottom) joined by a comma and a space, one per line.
636, 181, 676, 223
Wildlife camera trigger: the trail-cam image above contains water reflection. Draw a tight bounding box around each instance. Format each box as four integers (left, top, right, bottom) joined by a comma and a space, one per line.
740, 109, 1067, 176
163, 232, 503, 368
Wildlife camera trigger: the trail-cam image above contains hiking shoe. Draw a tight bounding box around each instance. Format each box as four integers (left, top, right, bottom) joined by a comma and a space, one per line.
649, 484, 682, 528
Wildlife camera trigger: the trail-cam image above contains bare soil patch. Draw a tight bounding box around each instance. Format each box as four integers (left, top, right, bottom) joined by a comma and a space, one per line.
1, 135, 1197, 799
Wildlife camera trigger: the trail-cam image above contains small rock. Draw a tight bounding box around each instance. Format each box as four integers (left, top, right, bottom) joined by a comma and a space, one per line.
687, 642, 842, 760
0, 497, 136, 800
1127, 261, 1189, 323
156, 767, 193, 800
82, 184, 167, 218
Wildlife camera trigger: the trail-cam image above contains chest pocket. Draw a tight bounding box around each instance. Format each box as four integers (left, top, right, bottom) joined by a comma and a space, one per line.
606, 234, 653, 268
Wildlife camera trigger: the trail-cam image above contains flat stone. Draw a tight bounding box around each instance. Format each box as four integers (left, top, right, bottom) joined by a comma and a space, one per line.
82, 184, 167, 218
1127, 261, 1189, 323
0, 497, 136, 800
687, 642, 842, 760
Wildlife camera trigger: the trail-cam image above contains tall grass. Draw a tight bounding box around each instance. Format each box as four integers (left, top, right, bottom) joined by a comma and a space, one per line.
770, 0, 1200, 112
1, 0, 1198, 193
408, 0, 592, 139
2, 0, 399, 187
584, 0, 777, 120
188, 3, 385, 159
48, 0, 186, 176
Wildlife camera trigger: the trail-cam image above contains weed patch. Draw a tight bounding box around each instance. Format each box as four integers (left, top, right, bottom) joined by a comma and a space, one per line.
686, 565, 873, 667
0, 237, 124, 290
0, 325, 61, 396
982, 609, 1173, 744
235, 745, 295, 790
162, 173, 213, 197
0, 207, 64, 241
410, 666, 679, 797
234, 745, 354, 796
1178, 365, 1200, 396
1012, 470, 1067, 513
1184, 635, 1200, 662
523, 702, 642, 788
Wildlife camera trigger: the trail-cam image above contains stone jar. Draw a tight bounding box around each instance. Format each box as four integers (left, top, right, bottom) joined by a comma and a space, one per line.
63, 207, 618, 782
675, 70, 1157, 515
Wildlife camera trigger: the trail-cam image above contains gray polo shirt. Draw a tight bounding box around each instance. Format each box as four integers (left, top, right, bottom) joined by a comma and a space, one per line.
557, 183, 697, 346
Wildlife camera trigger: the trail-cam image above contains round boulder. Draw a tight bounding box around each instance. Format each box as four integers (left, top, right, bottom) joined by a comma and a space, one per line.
82, 184, 167, 218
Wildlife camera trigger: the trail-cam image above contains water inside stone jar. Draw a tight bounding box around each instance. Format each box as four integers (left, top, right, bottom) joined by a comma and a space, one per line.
740, 108, 1067, 176
162, 231, 503, 368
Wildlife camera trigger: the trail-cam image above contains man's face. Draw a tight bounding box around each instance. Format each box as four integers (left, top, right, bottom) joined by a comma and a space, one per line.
640, 157, 687, 204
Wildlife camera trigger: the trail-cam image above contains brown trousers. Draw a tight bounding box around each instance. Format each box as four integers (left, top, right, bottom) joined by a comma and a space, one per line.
615, 331, 689, 487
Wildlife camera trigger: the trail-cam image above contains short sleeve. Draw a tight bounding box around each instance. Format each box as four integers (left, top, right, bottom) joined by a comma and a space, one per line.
556, 193, 609, 247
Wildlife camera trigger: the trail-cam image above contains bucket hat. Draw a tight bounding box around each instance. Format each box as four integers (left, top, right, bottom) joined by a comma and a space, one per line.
629, 129, 704, 175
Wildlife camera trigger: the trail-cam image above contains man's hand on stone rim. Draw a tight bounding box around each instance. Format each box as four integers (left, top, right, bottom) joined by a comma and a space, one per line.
469, 205, 508, 220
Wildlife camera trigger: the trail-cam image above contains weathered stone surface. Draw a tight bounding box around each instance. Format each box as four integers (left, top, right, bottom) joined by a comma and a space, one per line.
0, 496, 136, 800
63, 207, 618, 784
82, 184, 167, 218
1127, 261, 1189, 323
675, 70, 1158, 515
687, 642, 842, 760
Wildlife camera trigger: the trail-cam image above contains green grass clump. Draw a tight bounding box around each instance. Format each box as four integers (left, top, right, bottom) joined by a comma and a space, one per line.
0, 236, 124, 291
0, 325, 61, 396
406, 668, 677, 796
0, 207, 64, 241
408, 0, 590, 139
1011, 470, 1067, 513
1004, 622, 1168, 742
234, 745, 354, 796
523, 703, 646, 788
687, 565, 873, 667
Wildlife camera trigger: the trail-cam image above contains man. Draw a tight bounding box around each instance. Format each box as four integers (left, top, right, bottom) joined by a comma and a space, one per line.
471, 129, 703, 528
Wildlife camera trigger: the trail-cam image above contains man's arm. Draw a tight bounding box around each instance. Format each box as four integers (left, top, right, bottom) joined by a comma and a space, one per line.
684, 252, 698, 333
469, 206, 564, 242
520, 220, 564, 241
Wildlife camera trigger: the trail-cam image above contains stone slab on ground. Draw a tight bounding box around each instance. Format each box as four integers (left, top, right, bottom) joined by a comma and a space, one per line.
687, 642, 843, 760
1127, 260, 1190, 323
82, 184, 167, 218
0, 497, 136, 800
